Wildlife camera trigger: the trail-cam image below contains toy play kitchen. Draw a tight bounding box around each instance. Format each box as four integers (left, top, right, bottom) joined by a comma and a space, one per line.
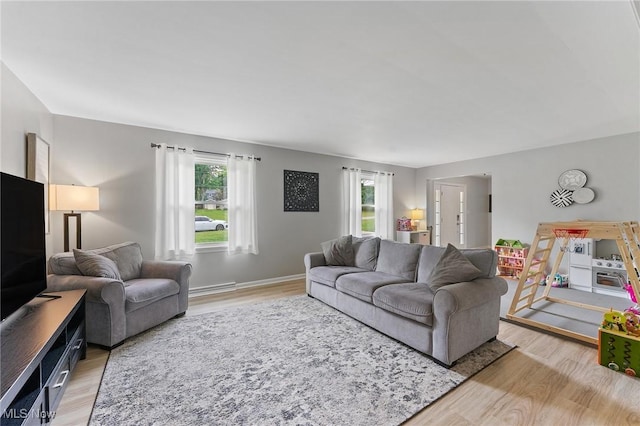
569, 238, 629, 298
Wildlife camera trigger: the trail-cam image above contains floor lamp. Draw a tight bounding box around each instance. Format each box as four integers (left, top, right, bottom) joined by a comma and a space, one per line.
50, 184, 100, 252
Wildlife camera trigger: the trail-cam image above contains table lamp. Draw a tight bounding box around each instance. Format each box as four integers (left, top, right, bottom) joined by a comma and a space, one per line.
50, 184, 100, 251
411, 208, 424, 231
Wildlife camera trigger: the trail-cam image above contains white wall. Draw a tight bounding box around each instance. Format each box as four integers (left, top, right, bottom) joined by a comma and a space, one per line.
416, 132, 640, 249
52, 115, 417, 289
1, 63, 55, 254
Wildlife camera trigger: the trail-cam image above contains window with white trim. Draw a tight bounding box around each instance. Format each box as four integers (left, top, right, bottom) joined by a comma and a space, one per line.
195, 155, 228, 246
361, 173, 375, 235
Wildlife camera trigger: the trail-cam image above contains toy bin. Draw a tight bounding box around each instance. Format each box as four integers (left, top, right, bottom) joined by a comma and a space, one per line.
598, 329, 640, 377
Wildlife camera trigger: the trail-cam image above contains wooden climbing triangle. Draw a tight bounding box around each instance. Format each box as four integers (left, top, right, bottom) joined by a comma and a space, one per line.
506, 221, 640, 344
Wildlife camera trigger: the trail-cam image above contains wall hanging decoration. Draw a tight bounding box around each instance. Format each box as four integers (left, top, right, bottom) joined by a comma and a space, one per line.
558, 169, 587, 190
550, 169, 595, 207
550, 188, 573, 207
26, 132, 50, 233
284, 170, 319, 212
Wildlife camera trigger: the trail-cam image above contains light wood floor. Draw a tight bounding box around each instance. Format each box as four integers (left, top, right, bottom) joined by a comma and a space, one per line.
54, 279, 640, 425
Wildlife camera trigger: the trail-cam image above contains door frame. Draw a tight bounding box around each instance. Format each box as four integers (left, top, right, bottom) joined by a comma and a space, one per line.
433, 181, 467, 248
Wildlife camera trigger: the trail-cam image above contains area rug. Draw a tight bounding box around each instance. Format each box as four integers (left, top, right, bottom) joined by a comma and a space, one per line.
90, 296, 514, 426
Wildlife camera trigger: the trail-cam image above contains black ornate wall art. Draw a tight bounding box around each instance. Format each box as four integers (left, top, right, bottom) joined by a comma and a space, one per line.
284, 170, 319, 212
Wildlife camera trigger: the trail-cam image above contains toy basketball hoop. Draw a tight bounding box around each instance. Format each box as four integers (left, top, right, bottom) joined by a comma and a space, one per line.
553, 228, 589, 252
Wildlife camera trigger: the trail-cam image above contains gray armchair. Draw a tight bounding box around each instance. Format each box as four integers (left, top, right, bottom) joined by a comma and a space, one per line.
47, 242, 192, 348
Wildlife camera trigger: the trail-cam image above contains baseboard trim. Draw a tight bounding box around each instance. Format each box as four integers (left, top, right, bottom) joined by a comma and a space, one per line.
188, 274, 305, 298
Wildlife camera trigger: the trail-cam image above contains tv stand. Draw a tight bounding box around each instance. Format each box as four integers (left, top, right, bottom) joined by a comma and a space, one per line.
36, 294, 63, 300
1, 290, 86, 425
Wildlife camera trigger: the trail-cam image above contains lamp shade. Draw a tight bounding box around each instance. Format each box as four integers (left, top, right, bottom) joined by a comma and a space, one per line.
50, 184, 100, 211
411, 208, 424, 221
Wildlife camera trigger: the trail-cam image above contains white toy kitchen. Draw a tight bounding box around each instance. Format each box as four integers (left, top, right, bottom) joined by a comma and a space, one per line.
568, 238, 629, 298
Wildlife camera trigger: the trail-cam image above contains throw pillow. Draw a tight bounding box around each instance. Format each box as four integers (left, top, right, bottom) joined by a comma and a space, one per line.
427, 244, 482, 291
321, 235, 354, 266
73, 249, 122, 280
352, 236, 380, 271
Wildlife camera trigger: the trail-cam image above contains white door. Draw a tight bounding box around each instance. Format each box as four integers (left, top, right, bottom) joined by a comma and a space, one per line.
435, 183, 466, 248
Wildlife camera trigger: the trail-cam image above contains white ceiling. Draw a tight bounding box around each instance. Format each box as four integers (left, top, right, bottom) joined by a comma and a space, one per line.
2, 1, 639, 168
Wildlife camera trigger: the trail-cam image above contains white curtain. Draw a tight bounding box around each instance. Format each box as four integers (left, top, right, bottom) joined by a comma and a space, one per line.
342, 168, 362, 237
227, 154, 258, 255
154, 143, 195, 260
374, 172, 394, 239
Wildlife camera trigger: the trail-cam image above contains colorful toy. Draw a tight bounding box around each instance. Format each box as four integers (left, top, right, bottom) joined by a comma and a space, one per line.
625, 311, 640, 337
602, 310, 627, 333
625, 282, 638, 303
542, 273, 568, 288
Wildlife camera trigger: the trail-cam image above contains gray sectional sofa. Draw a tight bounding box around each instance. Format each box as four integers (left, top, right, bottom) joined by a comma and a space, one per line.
304, 236, 508, 366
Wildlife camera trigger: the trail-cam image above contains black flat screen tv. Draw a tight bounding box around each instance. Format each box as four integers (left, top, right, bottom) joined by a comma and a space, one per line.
1, 172, 47, 321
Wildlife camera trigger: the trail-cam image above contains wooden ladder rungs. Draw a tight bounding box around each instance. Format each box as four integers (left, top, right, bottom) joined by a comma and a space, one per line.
517, 293, 535, 303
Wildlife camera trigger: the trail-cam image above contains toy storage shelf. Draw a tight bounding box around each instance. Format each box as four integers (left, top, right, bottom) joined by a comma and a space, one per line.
495, 239, 528, 278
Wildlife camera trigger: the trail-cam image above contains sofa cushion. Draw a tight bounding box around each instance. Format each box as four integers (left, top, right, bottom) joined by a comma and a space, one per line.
375, 240, 422, 281
321, 235, 354, 266
48, 252, 82, 275
352, 236, 380, 271
373, 283, 435, 326
309, 266, 368, 288
48, 241, 144, 281
336, 271, 407, 303
124, 278, 180, 313
100, 242, 144, 282
427, 244, 483, 291
73, 249, 122, 280
416, 245, 498, 282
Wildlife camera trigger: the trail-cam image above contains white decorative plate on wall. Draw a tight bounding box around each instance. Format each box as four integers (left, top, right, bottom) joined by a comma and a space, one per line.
558, 169, 587, 190
572, 187, 595, 204
550, 189, 574, 207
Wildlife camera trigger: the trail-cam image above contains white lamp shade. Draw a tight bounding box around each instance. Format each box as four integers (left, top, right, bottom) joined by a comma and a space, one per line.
50, 184, 100, 211
411, 209, 424, 220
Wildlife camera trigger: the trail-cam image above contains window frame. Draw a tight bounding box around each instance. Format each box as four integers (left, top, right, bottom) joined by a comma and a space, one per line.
194, 153, 229, 252
361, 172, 376, 236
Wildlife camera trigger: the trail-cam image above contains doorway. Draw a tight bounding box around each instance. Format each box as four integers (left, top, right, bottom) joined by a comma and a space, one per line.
434, 182, 466, 248
429, 174, 492, 249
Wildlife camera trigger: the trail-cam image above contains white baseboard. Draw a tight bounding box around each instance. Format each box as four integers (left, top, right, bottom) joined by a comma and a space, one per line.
188, 274, 305, 298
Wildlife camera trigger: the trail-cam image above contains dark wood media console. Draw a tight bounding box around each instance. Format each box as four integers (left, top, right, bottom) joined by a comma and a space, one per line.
1, 290, 86, 425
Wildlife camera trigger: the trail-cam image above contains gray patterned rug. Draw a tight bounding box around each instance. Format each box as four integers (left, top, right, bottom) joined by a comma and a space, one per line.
90, 296, 514, 426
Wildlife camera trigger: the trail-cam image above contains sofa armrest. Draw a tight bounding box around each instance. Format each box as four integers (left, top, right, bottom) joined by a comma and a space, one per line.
304, 252, 326, 294
140, 260, 192, 313
431, 277, 508, 365
304, 252, 326, 269
433, 277, 507, 314
46, 274, 127, 347
47, 274, 126, 305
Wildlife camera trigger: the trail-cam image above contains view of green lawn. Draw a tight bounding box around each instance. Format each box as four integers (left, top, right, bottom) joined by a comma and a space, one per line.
195, 206, 373, 242
362, 205, 375, 232
195, 209, 228, 243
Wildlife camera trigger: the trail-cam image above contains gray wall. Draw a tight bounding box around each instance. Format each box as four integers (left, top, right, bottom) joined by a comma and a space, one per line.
4, 60, 639, 287
1, 64, 55, 254
416, 132, 640, 250
51, 115, 417, 289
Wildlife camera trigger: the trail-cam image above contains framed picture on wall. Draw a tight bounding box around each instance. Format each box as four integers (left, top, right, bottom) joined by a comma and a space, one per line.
27, 133, 50, 233
284, 170, 319, 212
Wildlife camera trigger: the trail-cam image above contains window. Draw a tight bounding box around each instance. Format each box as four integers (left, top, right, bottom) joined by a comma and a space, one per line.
361, 174, 375, 235
195, 155, 228, 246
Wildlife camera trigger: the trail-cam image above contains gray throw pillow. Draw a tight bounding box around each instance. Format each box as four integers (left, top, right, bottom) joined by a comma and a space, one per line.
73, 249, 122, 280
428, 244, 482, 291
321, 235, 354, 266
352, 236, 380, 271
